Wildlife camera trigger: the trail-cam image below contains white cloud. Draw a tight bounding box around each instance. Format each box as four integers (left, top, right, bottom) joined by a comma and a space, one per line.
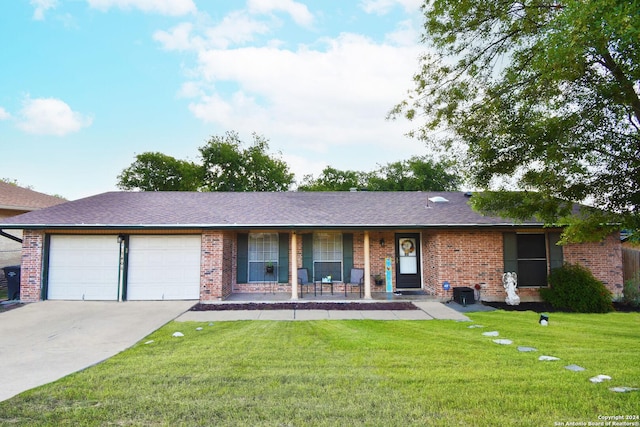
30, 0, 58, 20
154, 12, 274, 51
17, 97, 93, 136
154, 22, 198, 51
203, 11, 272, 48
385, 19, 420, 46
187, 33, 422, 160
360, 0, 423, 15
0, 107, 10, 120
154, 5, 426, 178
247, 0, 314, 27
86, 0, 196, 16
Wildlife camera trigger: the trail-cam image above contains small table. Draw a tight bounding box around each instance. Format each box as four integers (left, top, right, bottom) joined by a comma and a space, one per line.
319, 277, 334, 295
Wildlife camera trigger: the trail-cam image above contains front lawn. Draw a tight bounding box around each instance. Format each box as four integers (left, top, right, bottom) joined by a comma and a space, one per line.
1, 311, 638, 426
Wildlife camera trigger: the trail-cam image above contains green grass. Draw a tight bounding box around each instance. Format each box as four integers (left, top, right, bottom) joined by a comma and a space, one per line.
1, 311, 639, 426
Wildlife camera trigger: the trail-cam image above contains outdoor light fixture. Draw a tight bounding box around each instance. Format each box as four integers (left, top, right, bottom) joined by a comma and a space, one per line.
379, 239, 385, 247
117, 235, 125, 244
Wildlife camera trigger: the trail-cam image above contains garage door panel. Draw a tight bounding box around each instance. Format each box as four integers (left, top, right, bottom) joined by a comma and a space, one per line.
127, 236, 201, 300
48, 235, 119, 301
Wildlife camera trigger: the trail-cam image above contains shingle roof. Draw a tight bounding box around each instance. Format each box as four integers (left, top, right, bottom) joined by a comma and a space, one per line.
0, 181, 66, 212
0, 191, 545, 229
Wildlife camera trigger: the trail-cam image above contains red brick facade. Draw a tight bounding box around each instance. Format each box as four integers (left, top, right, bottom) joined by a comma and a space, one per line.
199, 230, 234, 301
564, 233, 623, 297
18, 228, 623, 303
19, 230, 44, 302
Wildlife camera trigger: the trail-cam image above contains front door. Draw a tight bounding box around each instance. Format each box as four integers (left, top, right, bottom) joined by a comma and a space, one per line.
395, 233, 421, 289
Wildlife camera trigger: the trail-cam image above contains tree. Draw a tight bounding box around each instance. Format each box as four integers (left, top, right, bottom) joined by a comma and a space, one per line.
298, 156, 460, 191
366, 156, 460, 191
298, 167, 365, 191
117, 152, 203, 191
199, 131, 294, 191
391, 0, 640, 241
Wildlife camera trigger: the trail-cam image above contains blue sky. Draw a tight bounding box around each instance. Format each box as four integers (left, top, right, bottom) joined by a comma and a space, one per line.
1, 0, 425, 200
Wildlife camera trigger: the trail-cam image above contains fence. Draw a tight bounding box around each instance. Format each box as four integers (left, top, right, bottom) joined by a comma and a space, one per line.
622, 247, 640, 283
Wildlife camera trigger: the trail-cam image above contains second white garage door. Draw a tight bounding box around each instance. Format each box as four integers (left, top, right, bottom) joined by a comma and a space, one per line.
126, 235, 201, 300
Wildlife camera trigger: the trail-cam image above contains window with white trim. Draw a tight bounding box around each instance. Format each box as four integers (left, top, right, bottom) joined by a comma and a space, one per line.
313, 232, 343, 282
248, 233, 278, 282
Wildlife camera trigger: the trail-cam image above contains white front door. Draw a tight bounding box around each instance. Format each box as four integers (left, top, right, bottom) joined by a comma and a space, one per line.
126, 235, 201, 300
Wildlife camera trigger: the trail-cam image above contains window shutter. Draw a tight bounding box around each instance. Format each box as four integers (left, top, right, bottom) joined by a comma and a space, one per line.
548, 232, 563, 270
278, 233, 289, 283
342, 233, 354, 282
503, 232, 518, 274
302, 233, 313, 273
237, 233, 248, 283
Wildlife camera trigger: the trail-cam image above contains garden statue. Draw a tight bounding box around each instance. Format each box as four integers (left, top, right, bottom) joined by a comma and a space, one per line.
503, 272, 520, 306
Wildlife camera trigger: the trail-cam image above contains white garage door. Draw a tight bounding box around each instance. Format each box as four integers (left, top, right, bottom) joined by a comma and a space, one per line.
126, 235, 201, 300
48, 235, 120, 301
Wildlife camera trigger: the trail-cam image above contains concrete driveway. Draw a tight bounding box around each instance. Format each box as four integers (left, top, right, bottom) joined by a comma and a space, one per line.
0, 300, 194, 402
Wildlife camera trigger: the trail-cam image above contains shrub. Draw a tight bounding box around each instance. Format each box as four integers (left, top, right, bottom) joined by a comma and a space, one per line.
622, 273, 640, 308
540, 263, 613, 313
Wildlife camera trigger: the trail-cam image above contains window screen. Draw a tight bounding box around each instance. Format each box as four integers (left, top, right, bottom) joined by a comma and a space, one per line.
517, 234, 548, 287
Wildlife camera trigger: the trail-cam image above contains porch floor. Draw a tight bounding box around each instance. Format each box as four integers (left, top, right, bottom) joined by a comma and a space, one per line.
223, 291, 441, 303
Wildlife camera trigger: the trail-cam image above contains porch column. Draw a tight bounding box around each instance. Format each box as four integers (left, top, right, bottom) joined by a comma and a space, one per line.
290, 231, 298, 300
364, 231, 372, 299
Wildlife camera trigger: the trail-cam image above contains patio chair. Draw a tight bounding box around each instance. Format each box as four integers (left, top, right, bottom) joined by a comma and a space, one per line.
344, 267, 364, 298
298, 268, 316, 298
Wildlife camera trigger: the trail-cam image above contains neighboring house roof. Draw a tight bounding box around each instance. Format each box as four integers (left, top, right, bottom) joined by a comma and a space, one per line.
0, 181, 66, 212
0, 191, 547, 230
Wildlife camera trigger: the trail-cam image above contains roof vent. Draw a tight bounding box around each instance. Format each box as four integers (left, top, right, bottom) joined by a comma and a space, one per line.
428, 196, 449, 203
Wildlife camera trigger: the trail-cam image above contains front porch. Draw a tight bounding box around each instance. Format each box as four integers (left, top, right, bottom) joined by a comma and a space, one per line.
218, 290, 443, 303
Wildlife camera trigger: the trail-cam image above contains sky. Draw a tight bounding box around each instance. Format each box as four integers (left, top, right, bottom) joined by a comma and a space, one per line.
1, 0, 426, 200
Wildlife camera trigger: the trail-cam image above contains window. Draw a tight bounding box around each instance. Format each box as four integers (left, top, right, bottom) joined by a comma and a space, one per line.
503, 232, 563, 287
313, 232, 343, 282
248, 233, 278, 282
516, 234, 548, 287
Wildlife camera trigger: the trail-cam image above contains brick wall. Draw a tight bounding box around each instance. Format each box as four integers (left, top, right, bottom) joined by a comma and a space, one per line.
199, 230, 236, 301
368, 231, 396, 291
425, 230, 505, 301
20, 229, 44, 302
422, 229, 623, 302
564, 232, 623, 297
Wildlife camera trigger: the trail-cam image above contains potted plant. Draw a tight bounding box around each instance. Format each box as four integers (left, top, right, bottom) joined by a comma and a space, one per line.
265, 262, 275, 274
373, 274, 384, 286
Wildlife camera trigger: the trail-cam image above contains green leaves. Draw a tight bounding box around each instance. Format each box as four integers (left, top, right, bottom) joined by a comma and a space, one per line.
117, 132, 294, 192
394, 0, 640, 241
298, 156, 460, 192
117, 152, 203, 191
199, 131, 293, 192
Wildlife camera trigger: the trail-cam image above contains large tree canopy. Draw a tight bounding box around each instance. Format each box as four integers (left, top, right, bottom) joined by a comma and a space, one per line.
199, 132, 294, 192
298, 156, 460, 192
366, 156, 460, 191
117, 132, 293, 192
117, 152, 203, 191
391, 0, 640, 241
